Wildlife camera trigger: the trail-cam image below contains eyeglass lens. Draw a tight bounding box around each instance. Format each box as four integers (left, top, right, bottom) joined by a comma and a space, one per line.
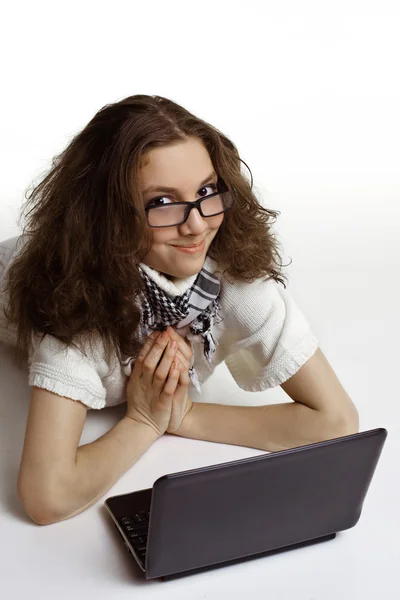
147, 191, 233, 227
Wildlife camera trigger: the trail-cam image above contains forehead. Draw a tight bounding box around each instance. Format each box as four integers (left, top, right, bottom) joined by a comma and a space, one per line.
139, 138, 215, 190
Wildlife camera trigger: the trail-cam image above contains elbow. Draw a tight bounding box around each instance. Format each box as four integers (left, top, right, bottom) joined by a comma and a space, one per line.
326, 404, 360, 439
17, 477, 68, 526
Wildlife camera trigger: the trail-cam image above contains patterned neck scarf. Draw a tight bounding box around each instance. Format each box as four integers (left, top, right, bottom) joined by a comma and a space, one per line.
137, 256, 223, 392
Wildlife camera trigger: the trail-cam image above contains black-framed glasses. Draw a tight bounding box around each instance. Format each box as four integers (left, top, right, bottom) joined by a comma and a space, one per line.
144, 190, 234, 228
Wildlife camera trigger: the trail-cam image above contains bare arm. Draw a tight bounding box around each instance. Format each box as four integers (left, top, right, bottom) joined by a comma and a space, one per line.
171, 348, 359, 452
18, 387, 159, 526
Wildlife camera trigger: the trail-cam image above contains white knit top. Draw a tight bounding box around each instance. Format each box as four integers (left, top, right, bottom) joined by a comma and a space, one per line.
0, 235, 319, 410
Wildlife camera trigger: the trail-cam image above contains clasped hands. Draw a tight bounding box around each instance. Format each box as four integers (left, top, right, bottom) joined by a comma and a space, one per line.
145, 326, 194, 434
126, 324, 195, 435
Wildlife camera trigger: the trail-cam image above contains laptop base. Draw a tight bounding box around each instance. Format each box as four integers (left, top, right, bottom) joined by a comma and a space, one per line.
161, 533, 337, 581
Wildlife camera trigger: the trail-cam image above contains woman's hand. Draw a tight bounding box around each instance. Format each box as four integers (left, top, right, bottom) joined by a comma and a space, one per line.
126, 325, 194, 436
125, 330, 181, 436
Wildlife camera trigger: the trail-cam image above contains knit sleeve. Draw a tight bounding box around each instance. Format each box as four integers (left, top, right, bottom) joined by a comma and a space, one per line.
220, 276, 319, 391
28, 333, 108, 410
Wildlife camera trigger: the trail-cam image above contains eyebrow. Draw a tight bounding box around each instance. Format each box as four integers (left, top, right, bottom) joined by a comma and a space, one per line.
142, 171, 218, 197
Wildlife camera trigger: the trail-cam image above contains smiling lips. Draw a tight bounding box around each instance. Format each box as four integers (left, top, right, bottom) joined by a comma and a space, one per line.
172, 239, 205, 253
172, 239, 205, 248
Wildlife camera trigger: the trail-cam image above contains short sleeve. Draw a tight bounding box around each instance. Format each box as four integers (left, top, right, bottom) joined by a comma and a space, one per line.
28, 333, 107, 409
220, 277, 319, 392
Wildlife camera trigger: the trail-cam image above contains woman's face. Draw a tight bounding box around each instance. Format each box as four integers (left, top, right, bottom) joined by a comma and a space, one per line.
139, 137, 224, 279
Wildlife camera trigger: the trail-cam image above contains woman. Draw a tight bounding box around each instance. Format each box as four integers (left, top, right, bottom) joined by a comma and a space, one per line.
0, 94, 359, 526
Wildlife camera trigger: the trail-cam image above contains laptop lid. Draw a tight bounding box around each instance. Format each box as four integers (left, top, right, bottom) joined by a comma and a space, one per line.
145, 428, 387, 579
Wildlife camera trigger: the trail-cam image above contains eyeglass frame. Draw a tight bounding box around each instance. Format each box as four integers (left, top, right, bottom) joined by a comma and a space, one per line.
144, 189, 234, 228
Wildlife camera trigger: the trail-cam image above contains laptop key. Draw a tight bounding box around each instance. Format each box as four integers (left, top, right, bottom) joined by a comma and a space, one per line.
124, 521, 149, 532
133, 513, 147, 523
127, 528, 147, 539
130, 535, 146, 545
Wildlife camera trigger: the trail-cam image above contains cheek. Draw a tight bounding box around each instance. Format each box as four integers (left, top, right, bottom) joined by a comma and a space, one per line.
150, 229, 175, 246
210, 214, 224, 231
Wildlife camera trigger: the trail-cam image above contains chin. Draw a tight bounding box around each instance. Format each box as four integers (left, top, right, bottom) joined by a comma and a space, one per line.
166, 265, 202, 279
170, 269, 199, 279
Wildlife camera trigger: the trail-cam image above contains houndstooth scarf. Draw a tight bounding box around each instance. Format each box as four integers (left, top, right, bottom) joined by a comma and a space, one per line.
137, 256, 223, 393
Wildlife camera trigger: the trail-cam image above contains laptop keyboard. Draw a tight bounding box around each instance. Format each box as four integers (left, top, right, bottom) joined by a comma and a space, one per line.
118, 510, 150, 564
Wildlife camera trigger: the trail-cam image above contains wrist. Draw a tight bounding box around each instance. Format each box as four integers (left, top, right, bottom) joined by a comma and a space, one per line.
169, 402, 196, 437
123, 415, 163, 441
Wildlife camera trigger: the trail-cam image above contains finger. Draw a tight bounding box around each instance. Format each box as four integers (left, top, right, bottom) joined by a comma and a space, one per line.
152, 341, 189, 372
172, 357, 191, 387
140, 332, 173, 383
152, 339, 178, 391
142, 332, 188, 373
135, 330, 191, 378
178, 362, 191, 387
165, 326, 193, 363
139, 331, 160, 358
132, 332, 160, 375
175, 348, 190, 371
161, 358, 180, 397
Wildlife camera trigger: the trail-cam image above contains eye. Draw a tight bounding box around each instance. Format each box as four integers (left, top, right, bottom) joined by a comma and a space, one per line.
149, 196, 174, 207
198, 184, 218, 197
148, 183, 218, 207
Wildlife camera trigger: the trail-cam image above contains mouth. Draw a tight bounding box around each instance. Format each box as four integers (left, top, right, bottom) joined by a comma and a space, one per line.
171, 239, 206, 253
172, 239, 206, 248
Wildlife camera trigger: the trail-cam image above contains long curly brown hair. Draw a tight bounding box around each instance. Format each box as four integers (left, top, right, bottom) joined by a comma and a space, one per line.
3, 94, 288, 370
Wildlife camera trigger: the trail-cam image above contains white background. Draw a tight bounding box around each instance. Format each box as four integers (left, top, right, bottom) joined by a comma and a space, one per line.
0, 0, 399, 598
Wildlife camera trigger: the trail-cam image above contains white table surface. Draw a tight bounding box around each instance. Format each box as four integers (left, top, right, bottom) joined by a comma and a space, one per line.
0, 330, 398, 600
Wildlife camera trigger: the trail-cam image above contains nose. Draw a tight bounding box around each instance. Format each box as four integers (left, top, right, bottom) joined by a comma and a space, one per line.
178, 204, 207, 235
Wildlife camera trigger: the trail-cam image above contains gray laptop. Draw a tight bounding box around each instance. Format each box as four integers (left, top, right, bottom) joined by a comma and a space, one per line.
105, 427, 387, 580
